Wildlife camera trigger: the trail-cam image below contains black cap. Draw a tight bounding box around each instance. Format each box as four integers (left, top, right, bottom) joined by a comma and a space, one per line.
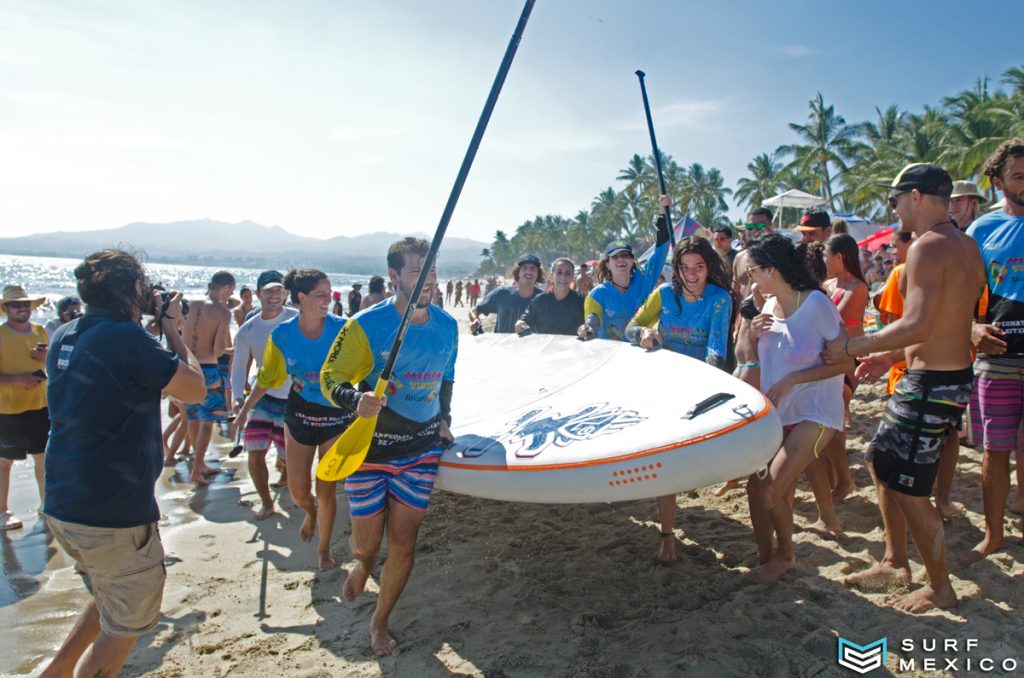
516, 254, 541, 266
353, 283, 362, 288
797, 211, 831, 230
256, 270, 284, 290
890, 163, 953, 198
603, 240, 633, 257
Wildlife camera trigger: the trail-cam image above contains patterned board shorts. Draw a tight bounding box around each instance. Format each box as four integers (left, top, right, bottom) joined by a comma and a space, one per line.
186, 364, 229, 422
244, 394, 287, 455
969, 355, 1024, 452
867, 367, 973, 497
344, 447, 442, 518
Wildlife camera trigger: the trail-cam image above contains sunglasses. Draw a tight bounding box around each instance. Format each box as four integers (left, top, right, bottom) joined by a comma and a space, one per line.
4, 301, 31, 309
745, 265, 766, 277
887, 190, 910, 210
744, 222, 768, 231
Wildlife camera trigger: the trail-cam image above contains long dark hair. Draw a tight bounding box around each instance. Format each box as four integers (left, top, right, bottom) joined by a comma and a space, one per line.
75, 249, 148, 321
747, 233, 823, 293
670, 237, 731, 312
825, 234, 867, 285
795, 241, 827, 283
283, 268, 328, 305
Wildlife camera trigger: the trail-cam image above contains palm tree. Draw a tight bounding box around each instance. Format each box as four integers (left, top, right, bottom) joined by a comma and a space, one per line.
776, 92, 864, 207
679, 163, 732, 228
616, 154, 655, 197
734, 152, 786, 212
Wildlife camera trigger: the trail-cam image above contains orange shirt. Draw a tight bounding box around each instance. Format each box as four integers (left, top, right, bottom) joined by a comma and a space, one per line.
877, 265, 907, 394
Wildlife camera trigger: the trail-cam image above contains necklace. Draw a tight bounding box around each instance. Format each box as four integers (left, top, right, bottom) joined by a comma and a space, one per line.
929, 219, 955, 231
612, 280, 629, 292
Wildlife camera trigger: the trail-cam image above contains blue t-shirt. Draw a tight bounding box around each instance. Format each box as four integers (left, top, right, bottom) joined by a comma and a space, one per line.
44, 308, 179, 528
257, 313, 347, 408
968, 210, 1024, 356
585, 240, 669, 341
476, 286, 541, 333
631, 282, 732, 361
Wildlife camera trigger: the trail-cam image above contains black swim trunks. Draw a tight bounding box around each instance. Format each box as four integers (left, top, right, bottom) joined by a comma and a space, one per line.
867, 367, 973, 497
0, 407, 50, 460
284, 391, 350, 447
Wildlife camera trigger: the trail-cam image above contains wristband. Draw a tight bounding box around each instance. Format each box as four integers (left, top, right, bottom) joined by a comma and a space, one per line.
844, 337, 852, 357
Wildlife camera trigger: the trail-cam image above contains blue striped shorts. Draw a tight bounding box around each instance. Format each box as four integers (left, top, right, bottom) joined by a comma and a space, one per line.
344, 447, 442, 518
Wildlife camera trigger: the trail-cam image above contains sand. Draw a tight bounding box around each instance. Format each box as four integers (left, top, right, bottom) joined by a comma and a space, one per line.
3, 303, 1024, 676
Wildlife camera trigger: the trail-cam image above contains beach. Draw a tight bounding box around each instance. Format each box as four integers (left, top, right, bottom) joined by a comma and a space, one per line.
1, 301, 1022, 677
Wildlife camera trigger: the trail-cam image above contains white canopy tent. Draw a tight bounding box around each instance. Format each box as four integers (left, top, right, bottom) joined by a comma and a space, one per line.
761, 189, 826, 228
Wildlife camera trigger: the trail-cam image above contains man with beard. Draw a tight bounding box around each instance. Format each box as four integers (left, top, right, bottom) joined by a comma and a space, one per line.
321, 237, 457, 657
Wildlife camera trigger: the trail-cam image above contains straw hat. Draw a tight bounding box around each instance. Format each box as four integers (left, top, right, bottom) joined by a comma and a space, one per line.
950, 180, 987, 203
1, 284, 46, 316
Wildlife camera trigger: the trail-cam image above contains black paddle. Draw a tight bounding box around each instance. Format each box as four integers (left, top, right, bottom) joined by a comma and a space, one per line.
317, 0, 537, 481
635, 70, 676, 247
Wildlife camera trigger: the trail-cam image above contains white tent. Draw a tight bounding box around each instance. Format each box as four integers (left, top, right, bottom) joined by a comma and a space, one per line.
831, 213, 879, 241
761, 189, 826, 227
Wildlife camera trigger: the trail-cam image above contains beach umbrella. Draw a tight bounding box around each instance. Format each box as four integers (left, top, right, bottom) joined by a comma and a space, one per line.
857, 226, 894, 251
831, 213, 879, 241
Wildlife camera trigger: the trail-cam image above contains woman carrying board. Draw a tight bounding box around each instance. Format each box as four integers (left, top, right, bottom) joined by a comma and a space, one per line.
625, 236, 734, 561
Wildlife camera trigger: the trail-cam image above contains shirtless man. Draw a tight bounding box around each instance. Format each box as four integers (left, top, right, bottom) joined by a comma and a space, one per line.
575, 262, 594, 296
823, 164, 985, 613
183, 270, 235, 485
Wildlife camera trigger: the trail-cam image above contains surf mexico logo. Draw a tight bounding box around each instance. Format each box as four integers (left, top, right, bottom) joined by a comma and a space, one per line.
837, 637, 886, 674
499, 403, 645, 457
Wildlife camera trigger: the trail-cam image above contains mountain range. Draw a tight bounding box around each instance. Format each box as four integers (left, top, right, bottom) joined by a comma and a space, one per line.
0, 220, 491, 275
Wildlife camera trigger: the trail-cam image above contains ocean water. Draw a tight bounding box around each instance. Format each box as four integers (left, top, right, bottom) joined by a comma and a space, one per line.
0, 253, 371, 323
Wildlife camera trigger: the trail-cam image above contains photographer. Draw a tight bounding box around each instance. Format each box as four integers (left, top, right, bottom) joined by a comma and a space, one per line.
44, 296, 83, 340
40, 249, 205, 678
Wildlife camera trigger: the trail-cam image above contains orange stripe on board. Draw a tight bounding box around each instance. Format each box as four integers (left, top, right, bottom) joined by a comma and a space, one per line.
439, 400, 774, 472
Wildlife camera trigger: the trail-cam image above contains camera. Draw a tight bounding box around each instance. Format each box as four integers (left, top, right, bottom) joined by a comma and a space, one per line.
148, 283, 189, 318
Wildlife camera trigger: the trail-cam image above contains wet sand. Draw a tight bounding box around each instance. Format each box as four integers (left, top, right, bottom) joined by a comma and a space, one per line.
3, 303, 1023, 676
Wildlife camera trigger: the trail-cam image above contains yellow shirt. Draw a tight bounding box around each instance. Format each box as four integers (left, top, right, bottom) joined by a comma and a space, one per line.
0, 323, 49, 413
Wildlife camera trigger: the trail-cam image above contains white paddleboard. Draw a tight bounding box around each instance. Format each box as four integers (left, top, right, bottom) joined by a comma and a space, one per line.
438, 334, 783, 503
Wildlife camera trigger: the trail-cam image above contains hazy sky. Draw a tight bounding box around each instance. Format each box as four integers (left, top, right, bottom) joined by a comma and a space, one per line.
1, 0, 1020, 242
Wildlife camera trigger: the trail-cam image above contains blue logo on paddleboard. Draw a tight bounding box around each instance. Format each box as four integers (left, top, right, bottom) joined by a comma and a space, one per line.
501, 403, 644, 457
837, 637, 887, 674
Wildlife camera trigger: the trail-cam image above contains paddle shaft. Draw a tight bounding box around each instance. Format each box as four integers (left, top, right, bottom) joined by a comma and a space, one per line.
635, 70, 675, 247
376, 0, 536, 385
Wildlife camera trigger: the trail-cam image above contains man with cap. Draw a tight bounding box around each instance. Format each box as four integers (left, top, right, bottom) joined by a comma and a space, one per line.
0, 284, 49, 530
796, 210, 831, 243
231, 271, 298, 520
823, 163, 985, 612
949, 180, 987, 231
962, 138, 1024, 565
469, 254, 544, 334
348, 283, 362, 317
45, 296, 82, 341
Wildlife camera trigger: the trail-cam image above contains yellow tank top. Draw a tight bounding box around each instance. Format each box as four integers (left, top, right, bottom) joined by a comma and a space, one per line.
0, 323, 48, 414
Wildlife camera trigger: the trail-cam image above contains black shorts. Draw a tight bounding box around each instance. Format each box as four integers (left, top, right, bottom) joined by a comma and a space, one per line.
0, 407, 50, 460
867, 367, 973, 497
284, 392, 350, 447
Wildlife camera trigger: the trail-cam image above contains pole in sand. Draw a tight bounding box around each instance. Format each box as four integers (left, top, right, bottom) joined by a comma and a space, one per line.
317, 0, 538, 482
635, 70, 675, 247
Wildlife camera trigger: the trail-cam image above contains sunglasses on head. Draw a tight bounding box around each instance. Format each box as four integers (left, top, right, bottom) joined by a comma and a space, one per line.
4, 301, 31, 309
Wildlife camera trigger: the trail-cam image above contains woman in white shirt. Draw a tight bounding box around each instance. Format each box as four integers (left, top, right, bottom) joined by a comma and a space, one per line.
744, 233, 853, 583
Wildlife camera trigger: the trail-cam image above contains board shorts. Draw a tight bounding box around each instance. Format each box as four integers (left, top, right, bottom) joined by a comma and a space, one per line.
244, 394, 287, 455
186, 364, 229, 422
47, 516, 166, 637
344, 446, 442, 518
0, 407, 50, 460
284, 391, 349, 447
867, 367, 973, 497
969, 355, 1024, 452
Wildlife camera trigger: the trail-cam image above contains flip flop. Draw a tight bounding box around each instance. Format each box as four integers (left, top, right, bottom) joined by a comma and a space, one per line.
0, 512, 24, 531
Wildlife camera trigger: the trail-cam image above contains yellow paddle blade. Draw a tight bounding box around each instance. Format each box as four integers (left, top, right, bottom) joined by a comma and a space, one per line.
316, 378, 389, 482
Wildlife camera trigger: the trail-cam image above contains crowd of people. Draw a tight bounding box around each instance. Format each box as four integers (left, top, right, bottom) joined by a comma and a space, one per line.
1, 139, 1022, 673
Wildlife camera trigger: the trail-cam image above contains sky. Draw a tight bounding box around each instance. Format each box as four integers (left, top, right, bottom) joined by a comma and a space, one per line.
1, 0, 1021, 244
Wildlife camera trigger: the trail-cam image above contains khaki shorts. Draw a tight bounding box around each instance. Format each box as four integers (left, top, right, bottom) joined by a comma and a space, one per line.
47, 517, 166, 637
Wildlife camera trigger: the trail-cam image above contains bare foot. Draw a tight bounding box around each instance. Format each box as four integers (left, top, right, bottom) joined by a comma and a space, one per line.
270, 474, 288, 489
892, 585, 957, 613
299, 509, 317, 542
254, 504, 275, 521
831, 480, 855, 504
656, 533, 677, 563
809, 516, 844, 536
190, 473, 211, 486
936, 500, 965, 522
318, 552, 336, 570
369, 622, 398, 657
201, 466, 221, 477
712, 479, 741, 497
960, 537, 1005, 567
1010, 492, 1024, 516
744, 552, 795, 583
343, 563, 370, 602
163, 456, 177, 467
843, 562, 912, 592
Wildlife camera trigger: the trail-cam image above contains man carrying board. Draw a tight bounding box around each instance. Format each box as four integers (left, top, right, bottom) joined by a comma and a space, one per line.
823, 164, 985, 613
321, 237, 457, 656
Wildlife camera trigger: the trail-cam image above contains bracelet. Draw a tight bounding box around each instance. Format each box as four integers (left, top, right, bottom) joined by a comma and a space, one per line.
161, 314, 178, 321
844, 337, 852, 357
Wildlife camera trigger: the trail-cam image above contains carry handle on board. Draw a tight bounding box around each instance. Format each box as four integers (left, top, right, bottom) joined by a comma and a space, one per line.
684, 392, 734, 419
